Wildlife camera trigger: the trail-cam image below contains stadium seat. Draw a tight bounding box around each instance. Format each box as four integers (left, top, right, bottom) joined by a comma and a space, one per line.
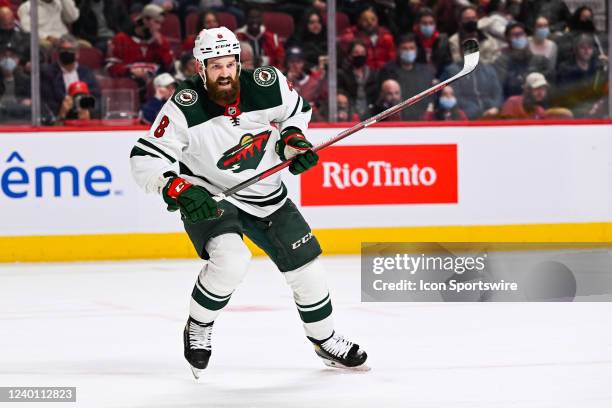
98, 77, 140, 119
78, 47, 104, 71
216, 12, 238, 32
161, 12, 181, 42
322, 12, 350, 34
336, 12, 350, 34
185, 12, 199, 36
263, 11, 294, 41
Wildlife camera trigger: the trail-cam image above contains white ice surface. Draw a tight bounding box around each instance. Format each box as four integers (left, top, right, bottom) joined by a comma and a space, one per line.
1, 256, 611, 408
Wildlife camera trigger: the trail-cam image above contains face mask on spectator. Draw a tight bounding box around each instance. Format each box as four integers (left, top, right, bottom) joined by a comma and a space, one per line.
462, 21, 478, 33
351, 55, 367, 68
399, 50, 417, 64
420, 24, 435, 38
0, 57, 17, 72
439, 96, 457, 110
59, 51, 76, 65
535, 27, 550, 40
511, 36, 528, 50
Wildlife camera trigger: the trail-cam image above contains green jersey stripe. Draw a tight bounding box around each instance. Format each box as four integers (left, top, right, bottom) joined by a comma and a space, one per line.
234, 183, 285, 200
179, 162, 213, 184
288, 96, 301, 118
234, 184, 287, 207
130, 146, 161, 160
137, 139, 177, 163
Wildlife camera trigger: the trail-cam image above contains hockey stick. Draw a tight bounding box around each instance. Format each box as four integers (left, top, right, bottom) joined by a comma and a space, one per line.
212, 39, 480, 202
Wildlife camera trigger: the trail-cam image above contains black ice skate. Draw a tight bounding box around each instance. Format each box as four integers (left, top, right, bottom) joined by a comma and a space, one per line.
308, 331, 369, 370
183, 317, 213, 379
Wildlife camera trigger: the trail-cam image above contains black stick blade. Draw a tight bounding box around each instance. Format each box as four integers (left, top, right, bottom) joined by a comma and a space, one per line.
462, 39, 479, 55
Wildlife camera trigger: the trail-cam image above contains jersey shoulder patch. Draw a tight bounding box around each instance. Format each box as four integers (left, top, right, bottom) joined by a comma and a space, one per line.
240, 67, 283, 112
174, 88, 198, 107
253, 67, 277, 87
171, 75, 223, 127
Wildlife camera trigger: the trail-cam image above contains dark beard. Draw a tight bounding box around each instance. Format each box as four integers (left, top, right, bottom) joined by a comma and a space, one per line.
207, 74, 240, 105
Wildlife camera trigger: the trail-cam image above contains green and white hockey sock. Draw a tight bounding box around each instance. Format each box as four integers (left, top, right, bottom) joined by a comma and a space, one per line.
284, 257, 334, 341
189, 233, 251, 323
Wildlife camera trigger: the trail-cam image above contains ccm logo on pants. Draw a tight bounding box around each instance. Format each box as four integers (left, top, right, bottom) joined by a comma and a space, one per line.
292, 232, 313, 250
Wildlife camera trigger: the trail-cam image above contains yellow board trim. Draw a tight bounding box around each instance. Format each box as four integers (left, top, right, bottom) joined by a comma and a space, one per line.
1, 222, 611, 263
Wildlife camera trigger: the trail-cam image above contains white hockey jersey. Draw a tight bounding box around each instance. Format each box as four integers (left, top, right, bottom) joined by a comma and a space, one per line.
130, 67, 312, 218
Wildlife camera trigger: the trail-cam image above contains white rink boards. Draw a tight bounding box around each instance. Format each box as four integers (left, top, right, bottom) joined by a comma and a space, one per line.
1, 256, 611, 408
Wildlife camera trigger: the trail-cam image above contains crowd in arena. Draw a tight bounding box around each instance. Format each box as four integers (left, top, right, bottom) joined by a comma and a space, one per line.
0, 0, 608, 125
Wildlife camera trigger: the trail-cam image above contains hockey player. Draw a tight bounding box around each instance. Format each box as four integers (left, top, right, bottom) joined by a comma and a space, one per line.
130, 27, 367, 378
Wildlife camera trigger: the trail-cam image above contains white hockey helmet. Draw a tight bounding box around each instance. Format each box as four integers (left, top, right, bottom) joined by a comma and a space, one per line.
193, 27, 241, 87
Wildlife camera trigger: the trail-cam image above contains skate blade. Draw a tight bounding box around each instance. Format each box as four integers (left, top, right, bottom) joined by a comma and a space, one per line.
190, 365, 204, 380
321, 358, 371, 372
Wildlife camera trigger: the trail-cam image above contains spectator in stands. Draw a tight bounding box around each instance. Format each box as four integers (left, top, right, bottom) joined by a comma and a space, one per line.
240, 41, 255, 70
504, 0, 522, 21
449, 6, 501, 65
182, 10, 220, 52
140, 72, 176, 124
413, 8, 451, 76
494, 22, 551, 99
236, 8, 285, 69
0, 42, 31, 122
284, 46, 323, 108
423, 85, 467, 121
57, 80, 97, 122
556, 6, 606, 69
41, 34, 100, 121
175, 52, 196, 81
555, 34, 608, 118
476, 0, 509, 45
378, 34, 434, 121
528, 16, 558, 71
335, 90, 359, 122
149, 0, 176, 12
286, 9, 327, 70
72, 0, 131, 53
518, 0, 570, 36
106, 3, 174, 104
372, 79, 403, 121
313, 89, 360, 122
432, 0, 460, 36
337, 39, 378, 120
440, 56, 503, 120
501, 72, 549, 119
339, 7, 396, 70
0, 7, 30, 63
395, 0, 424, 39
18, 0, 80, 49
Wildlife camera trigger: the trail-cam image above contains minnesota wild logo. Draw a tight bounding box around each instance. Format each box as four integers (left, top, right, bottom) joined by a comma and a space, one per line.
253, 67, 277, 87
217, 130, 272, 173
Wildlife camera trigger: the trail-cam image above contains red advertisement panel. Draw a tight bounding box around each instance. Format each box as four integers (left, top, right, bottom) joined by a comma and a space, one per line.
300, 144, 458, 206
